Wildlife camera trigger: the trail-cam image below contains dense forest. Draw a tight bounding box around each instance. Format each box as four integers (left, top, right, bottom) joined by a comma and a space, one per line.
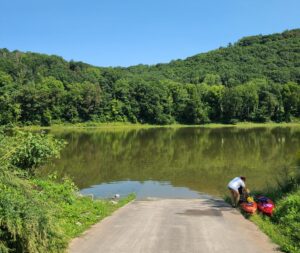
0, 29, 300, 126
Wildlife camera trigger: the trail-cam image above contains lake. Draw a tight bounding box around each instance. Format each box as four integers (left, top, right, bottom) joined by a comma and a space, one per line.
41, 126, 300, 199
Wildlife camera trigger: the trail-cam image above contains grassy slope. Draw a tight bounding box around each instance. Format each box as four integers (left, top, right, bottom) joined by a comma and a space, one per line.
61, 194, 135, 239
249, 189, 300, 253
250, 214, 298, 253
32, 177, 135, 240
31, 177, 135, 249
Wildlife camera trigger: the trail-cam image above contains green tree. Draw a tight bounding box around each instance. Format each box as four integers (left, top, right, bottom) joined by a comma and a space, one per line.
199, 84, 225, 121
163, 80, 188, 123
182, 84, 209, 124
221, 87, 243, 121
203, 73, 222, 86
282, 82, 300, 121
133, 80, 173, 124
0, 95, 21, 125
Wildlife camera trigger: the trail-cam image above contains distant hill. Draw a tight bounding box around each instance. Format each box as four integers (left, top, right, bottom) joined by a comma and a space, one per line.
127, 29, 300, 85
0, 29, 299, 125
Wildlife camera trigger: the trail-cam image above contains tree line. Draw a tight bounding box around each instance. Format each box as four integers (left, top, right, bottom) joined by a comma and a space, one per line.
0, 29, 299, 126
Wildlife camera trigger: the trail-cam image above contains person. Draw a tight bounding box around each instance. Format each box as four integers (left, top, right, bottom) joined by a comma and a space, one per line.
227, 176, 246, 207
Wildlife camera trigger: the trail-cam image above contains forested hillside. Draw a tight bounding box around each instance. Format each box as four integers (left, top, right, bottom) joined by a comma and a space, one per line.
0, 29, 299, 125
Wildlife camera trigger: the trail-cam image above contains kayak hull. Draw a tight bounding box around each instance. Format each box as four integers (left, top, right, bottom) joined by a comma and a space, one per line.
240, 201, 257, 214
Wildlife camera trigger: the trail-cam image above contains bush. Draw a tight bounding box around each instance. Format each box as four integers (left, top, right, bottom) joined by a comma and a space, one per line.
10, 132, 65, 173
0, 132, 68, 252
0, 170, 67, 253
272, 189, 300, 251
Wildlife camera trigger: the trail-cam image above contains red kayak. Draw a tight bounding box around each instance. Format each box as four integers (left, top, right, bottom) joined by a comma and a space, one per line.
256, 196, 275, 216
240, 201, 257, 214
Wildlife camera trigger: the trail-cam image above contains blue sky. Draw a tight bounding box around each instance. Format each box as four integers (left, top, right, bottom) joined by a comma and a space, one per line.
1, 0, 300, 67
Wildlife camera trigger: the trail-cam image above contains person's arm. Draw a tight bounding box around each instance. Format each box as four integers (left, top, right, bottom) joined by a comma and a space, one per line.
241, 180, 248, 198
242, 188, 249, 199
241, 180, 246, 189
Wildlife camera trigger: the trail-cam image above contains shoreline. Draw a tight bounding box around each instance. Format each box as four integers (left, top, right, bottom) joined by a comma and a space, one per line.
17, 121, 300, 131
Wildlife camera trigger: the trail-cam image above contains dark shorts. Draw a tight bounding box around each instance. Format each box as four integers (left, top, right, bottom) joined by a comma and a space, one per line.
238, 186, 243, 194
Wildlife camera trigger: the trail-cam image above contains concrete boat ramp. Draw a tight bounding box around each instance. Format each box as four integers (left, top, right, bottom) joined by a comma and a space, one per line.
68, 198, 279, 253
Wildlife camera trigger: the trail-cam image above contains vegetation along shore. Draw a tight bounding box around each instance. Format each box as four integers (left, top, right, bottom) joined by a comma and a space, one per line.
238, 167, 300, 253
0, 128, 134, 252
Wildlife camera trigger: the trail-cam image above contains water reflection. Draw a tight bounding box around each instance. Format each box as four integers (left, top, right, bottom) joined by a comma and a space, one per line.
81, 181, 203, 200
42, 127, 300, 197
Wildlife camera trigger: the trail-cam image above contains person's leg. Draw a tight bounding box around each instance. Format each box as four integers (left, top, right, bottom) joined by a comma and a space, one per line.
229, 189, 239, 207
229, 189, 234, 206
235, 191, 240, 207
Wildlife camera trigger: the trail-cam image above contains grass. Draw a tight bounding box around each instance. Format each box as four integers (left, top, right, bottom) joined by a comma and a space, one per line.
60, 193, 135, 238
18, 121, 300, 131
32, 177, 135, 240
250, 213, 299, 253
0, 171, 135, 253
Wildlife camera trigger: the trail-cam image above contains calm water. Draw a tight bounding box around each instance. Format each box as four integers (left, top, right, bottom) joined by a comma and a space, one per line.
42, 127, 300, 199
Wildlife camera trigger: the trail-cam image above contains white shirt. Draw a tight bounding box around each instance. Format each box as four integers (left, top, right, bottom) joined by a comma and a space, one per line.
228, 177, 245, 191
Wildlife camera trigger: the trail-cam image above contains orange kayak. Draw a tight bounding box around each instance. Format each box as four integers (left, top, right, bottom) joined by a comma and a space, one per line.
240, 201, 257, 214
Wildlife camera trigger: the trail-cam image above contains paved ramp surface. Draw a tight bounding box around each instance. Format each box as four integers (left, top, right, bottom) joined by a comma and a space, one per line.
68, 198, 279, 253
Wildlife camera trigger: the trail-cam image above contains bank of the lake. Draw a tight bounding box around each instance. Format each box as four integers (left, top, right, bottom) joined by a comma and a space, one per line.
0, 130, 135, 253
19, 121, 300, 131
243, 179, 300, 253
31, 177, 135, 244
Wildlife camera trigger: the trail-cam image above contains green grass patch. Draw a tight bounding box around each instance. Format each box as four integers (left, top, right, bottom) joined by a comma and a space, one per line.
32, 177, 135, 243
18, 121, 300, 132
59, 194, 135, 238
0, 173, 135, 253
250, 213, 299, 253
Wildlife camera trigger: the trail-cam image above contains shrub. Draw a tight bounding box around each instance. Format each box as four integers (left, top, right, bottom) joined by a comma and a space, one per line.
0, 132, 67, 252
272, 189, 300, 251
10, 132, 65, 173
0, 170, 67, 253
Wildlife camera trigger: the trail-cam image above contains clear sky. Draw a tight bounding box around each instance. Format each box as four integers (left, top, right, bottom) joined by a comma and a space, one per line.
1, 0, 300, 67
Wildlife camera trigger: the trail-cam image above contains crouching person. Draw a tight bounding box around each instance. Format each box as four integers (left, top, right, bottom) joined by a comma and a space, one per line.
227, 176, 246, 207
